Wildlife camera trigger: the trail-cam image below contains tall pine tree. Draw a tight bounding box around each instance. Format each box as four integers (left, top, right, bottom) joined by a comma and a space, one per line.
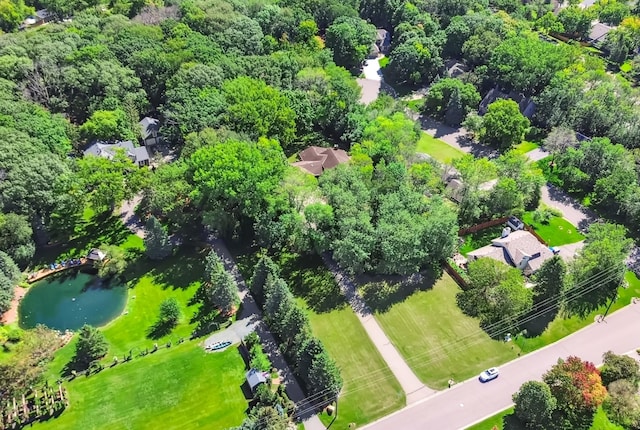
204, 251, 239, 315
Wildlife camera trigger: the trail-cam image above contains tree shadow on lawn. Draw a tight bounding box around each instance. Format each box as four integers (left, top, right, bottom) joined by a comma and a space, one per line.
146, 320, 175, 340
186, 284, 228, 338
518, 306, 559, 337
147, 247, 208, 290
278, 252, 346, 313
358, 269, 439, 313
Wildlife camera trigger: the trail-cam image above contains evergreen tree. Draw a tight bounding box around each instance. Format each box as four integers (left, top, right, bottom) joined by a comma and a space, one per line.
157, 298, 181, 328
263, 275, 295, 334
144, 216, 172, 260
249, 254, 280, 304
444, 88, 466, 126
74, 325, 109, 369
308, 350, 343, 401
204, 251, 239, 315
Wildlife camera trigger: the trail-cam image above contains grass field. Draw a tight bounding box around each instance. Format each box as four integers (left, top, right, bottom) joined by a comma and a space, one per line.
35, 345, 247, 430
459, 225, 505, 256
512, 141, 539, 155
516, 271, 640, 353
416, 132, 465, 164
277, 253, 405, 427
521, 212, 585, 246
47, 249, 209, 379
465, 405, 623, 429
307, 304, 405, 428
374, 273, 521, 389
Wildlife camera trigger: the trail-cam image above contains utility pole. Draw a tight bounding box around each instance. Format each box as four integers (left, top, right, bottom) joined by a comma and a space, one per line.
601, 292, 619, 322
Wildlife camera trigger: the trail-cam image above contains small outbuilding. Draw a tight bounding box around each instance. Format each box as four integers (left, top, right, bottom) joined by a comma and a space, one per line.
87, 249, 106, 262
246, 368, 269, 393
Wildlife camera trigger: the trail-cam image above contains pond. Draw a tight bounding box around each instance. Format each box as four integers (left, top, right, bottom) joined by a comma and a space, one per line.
19, 272, 127, 331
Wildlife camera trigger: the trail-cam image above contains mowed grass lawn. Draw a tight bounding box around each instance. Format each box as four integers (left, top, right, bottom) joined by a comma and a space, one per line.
374, 273, 521, 389
307, 305, 405, 428
35, 345, 247, 430
277, 253, 405, 428
516, 271, 640, 353
47, 249, 209, 378
416, 132, 465, 164
521, 211, 585, 246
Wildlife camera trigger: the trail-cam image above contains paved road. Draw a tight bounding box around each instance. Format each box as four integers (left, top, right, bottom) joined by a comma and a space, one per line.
416, 115, 596, 231
322, 254, 434, 404
541, 183, 597, 231
361, 302, 640, 430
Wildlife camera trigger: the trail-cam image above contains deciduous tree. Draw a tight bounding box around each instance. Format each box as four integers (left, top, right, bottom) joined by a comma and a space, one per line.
513, 381, 557, 429
481, 99, 529, 150
600, 351, 640, 388
325, 16, 376, 70
144, 216, 172, 260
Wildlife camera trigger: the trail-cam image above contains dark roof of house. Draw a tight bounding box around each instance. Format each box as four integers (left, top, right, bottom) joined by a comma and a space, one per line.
479, 87, 536, 118
84, 140, 150, 165
35, 9, 52, 19
246, 369, 268, 391
292, 146, 350, 176
84, 140, 135, 159
139, 117, 160, 140
589, 23, 613, 42
134, 146, 150, 162
376, 29, 389, 44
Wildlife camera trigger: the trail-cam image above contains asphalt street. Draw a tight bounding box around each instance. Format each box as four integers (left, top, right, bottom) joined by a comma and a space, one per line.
362, 302, 640, 430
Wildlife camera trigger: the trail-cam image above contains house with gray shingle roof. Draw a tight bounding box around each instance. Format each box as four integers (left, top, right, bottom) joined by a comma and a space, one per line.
467, 229, 554, 275
139, 117, 161, 146
83, 140, 150, 167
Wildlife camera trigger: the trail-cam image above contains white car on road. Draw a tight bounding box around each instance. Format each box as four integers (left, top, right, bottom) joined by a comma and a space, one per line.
479, 367, 499, 382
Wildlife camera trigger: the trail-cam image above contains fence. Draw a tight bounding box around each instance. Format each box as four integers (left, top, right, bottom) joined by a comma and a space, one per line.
524, 224, 548, 246
458, 216, 510, 236
443, 260, 470, 291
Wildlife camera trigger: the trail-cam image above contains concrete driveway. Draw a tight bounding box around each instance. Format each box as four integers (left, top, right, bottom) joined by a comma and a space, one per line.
555, 241, 584, 262
362, 302, 640, 430
203, 317, 258, 351
357, 57, 383, 104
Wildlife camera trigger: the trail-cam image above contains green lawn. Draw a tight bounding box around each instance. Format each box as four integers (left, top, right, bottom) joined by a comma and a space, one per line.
416, 132, 465, 164
307, 304, 405, 428
277, 253, 405, 428
512, 141, 539, 155
459, 225, 505, 256
374, 273, 521, 389
47, 249, 210, 379
516, 271, 640, 353
35, 345, 247, 430
465, 405, 623, 429
521, 211, 585, 246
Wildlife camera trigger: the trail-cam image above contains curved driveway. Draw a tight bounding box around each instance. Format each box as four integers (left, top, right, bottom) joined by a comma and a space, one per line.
362, 302, 640, 430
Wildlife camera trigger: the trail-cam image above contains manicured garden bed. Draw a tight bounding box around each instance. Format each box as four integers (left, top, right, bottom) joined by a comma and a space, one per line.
373, 273, 521, 389
416, 133, 466, 164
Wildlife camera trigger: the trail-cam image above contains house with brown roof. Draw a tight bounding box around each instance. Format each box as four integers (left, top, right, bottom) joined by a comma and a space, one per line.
291, 146, 350, 176
467, 229, 554, 275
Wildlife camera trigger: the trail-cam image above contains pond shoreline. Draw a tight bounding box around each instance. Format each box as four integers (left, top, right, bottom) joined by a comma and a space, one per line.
1, 286, 28, 325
